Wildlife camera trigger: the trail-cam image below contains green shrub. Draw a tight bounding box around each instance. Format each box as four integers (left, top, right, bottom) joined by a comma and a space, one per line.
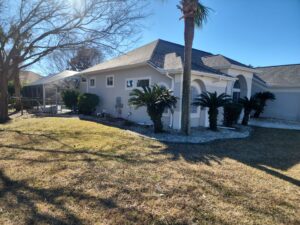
62, 89, 80, 111
223, 103, 242, 127
78, 93, 100, 115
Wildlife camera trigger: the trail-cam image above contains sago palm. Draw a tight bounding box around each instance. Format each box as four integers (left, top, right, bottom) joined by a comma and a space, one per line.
253, 91, 276, 118
239, 96, 259, 126
177, 0, 210, 135
128, 84, 178, 133
193, 92, 231, 131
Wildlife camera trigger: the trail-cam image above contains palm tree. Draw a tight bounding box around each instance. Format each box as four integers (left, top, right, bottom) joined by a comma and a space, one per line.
239, 96, 259, 126
253, 91, 276, 118
177, 0, 210, 135
193, 92, 231, 131
129, 84, 178, 133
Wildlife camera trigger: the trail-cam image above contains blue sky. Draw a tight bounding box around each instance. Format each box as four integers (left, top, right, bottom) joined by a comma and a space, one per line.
138, 0, 300, 67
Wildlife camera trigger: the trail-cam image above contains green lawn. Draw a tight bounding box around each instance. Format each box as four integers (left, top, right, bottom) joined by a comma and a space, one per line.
0, 117, 299, 225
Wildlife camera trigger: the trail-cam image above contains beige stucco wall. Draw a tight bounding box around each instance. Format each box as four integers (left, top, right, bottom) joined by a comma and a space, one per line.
81, 65, 172, 126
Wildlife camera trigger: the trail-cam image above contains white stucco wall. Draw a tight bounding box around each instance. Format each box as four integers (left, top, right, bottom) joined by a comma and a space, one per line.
252, 80, 300, 122
81, 65, 172, 126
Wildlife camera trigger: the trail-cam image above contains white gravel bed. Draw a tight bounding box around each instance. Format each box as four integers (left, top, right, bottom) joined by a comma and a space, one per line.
125, 125, 252, 144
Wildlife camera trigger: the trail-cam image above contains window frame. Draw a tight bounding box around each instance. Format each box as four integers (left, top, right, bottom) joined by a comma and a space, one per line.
125, 79, 135, 90
190, 83, 201, 118
106, 75, 114, 88
125, 77, 151, 90
89, 77, 96, 88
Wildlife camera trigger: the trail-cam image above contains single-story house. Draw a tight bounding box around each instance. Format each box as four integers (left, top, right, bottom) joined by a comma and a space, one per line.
252, 64, 300, 122
79, 39, 257, 129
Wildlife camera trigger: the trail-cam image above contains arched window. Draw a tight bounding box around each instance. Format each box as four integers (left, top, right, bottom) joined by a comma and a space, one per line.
191, 85, 199, 114
232, 80, 241, 102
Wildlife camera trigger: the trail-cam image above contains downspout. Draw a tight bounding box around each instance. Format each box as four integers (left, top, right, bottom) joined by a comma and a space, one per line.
166, 71, 175, 128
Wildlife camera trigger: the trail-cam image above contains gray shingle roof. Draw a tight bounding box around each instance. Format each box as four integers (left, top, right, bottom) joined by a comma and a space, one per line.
255, 64, 300, 87
80, 39, 238, 77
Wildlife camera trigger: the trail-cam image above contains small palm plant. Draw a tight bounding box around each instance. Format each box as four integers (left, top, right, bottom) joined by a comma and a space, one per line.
193, 92, 231, 131
129, 84, 178, 133
239, 96, 259, 126
253, 91, 276, 118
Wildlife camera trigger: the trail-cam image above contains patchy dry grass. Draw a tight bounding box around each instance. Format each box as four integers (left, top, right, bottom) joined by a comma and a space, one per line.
0, 117, 299, 225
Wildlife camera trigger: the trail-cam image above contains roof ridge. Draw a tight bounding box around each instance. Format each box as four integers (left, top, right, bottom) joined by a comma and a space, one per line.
257, 63, 300, 68
156, 39, 214, 56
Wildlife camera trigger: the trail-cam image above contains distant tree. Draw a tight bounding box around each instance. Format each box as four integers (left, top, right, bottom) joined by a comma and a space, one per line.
239, 96, 259, 126
69, 47, 104, 71
0, 0, 145, 123
129, 85, 178, 133
193, 92, 231, 131
45, 47, 104, 74
253, 91, 276, 118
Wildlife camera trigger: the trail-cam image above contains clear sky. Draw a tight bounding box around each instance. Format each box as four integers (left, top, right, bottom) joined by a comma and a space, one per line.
138, 0, 300, 67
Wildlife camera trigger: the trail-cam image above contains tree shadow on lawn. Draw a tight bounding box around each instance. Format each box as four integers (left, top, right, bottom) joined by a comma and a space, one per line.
0, 169, 170, 225
159, 127, 300, 187
0, 127, 299, 224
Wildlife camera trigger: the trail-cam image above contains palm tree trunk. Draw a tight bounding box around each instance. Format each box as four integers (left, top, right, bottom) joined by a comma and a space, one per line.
242, 110, 250, 126
181, 16, 195, 135
209, 108, 218, 131
0, 72, 9, 123
151, 114, 163, 133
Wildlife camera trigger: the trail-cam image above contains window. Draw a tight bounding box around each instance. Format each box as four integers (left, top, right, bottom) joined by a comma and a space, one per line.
81, 77, 87, 82
232, 80, 241, 103
191, 86, 199, 114
126, 79, 134, 89
137, 79, 150, 88
89, 78, 95, 88
106, 75, 114, 87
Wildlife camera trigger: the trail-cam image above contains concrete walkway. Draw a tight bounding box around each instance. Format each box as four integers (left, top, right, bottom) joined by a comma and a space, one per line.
249, 118, 300, 130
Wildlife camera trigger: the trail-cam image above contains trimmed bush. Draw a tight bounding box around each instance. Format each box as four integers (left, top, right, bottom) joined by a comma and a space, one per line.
223, 103, 242, 127
78, 93, 100, 115
61, 89, 80, 111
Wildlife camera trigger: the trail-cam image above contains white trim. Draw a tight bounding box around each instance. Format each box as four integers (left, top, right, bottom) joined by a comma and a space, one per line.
89, 77, 96, 89
106, 75, 114, 88
190, 81, 201, 118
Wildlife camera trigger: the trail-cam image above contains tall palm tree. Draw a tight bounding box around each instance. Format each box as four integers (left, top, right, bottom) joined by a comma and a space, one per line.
253, 91, 276, 118
129, 84, 178, 133
239, 96, 259, 126
177, 0, 210, 135
193, 92, 231, 131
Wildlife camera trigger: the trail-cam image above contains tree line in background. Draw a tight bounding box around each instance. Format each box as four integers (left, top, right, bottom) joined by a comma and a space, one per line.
0, 0, 145, 123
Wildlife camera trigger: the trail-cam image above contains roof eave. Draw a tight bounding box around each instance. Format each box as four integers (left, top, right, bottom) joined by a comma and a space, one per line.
78, 62, 149, 76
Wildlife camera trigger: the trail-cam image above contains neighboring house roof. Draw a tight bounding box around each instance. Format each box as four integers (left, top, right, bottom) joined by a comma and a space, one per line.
80, 39, 249, 78
27, 70, 79, 86
19, 71, 42, 85
255, 64, 300, 88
